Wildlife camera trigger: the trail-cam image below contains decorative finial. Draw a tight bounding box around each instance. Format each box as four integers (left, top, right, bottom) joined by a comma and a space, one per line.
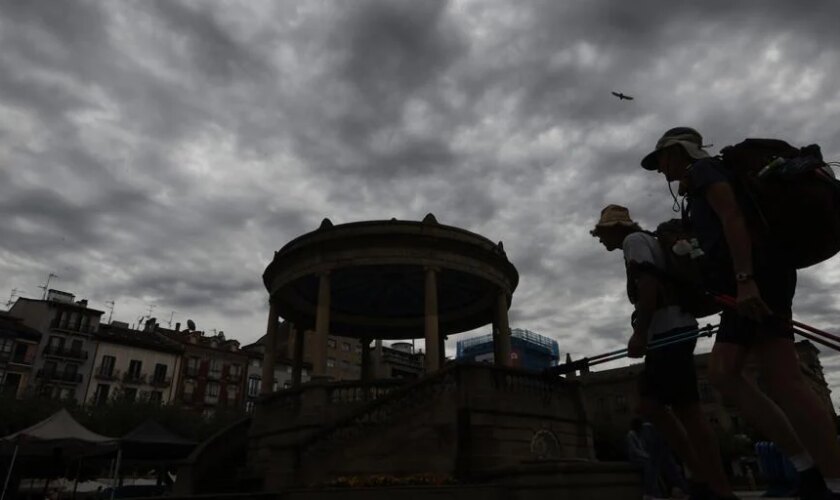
319, 218, 333, 230
422, 213, 438, 224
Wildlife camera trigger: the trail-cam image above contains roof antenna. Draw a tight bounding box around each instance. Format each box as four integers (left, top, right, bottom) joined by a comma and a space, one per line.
167, 310, 177, 328
105, 300, 115, 324
5, 288, 23, 308
39, 273, 58, 300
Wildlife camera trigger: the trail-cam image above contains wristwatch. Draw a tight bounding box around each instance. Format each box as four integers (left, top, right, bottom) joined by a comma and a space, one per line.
735, 272, 754, 283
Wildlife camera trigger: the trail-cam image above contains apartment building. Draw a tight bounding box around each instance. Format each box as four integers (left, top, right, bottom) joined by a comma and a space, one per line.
9, 290, 102, 402
160, 327, 248, 415
86, 320, 184, 405
0, 312, 41, 398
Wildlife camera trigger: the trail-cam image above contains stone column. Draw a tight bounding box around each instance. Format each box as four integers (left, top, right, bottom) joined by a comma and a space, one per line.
493, 290, 512, 368
260, 301, 280, 395
361, 338, 372, 382
291, 326, 305, 387
313, 271, 331, 379
424, 267, 440, 373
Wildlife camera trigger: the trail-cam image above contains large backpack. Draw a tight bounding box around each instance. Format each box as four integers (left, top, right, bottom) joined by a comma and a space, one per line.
654, 219, 722, 318
718, 138, 840, 269
624, 223, 722, 318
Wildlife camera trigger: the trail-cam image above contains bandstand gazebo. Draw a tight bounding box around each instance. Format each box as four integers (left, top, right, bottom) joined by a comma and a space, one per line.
172, 216, 640, 499
258, 214, 519, 387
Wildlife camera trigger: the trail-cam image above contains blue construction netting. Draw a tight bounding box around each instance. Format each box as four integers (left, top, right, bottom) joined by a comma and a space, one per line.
456, 328, 559, 364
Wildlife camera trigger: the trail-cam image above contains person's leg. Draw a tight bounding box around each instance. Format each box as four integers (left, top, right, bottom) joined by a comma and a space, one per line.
673, 402, 731, 496
754, 337, 840, 479
707, 342, 807, 457
639, 398, 703, 478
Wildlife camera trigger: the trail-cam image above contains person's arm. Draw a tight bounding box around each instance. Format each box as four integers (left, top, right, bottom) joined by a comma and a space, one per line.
628, 270, 658, 357
704, 182, 771, 320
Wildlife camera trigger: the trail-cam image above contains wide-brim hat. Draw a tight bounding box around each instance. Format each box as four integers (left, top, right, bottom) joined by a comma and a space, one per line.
641, 126, 710, 170
590, 204, 639, 236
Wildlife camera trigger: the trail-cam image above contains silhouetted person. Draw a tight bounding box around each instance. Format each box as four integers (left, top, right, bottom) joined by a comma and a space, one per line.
593, 204, 735, 499
642, 127, 840, 500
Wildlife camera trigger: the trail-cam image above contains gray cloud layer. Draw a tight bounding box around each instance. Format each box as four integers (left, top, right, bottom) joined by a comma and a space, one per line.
3, 0, 840, 404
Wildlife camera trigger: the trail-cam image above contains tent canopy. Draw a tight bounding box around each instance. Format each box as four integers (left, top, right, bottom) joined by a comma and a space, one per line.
1, 409, 117, 457
120, 420, 195, 461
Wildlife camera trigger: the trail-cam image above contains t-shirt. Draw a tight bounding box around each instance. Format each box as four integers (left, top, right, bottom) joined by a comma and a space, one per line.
687, 157, 781, 272
622, 232, 697, 339
686, 157, 741, 266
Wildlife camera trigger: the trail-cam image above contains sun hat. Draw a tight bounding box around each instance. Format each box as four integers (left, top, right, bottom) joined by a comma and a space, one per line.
590, 204, 640, 236
641, 126, 711, 171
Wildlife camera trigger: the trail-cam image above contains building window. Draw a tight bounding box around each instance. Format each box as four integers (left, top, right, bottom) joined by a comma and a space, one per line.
0, 339, 12, 355
229, 364, 241, 379
153, 363, 167, 383
247, 377, 260, 397
245, 400, 255, 414
123, 387, 138, 402
59, 387, 75, 401
209, 359, 222, 379
227, 385, 237, 402
614, 395, 628, 412
328, 338, 336, 348
48, 336, 64, 350
94, 384, 110, 405
43, 360, 57, 376
70, 339, 83, 355
186, 357, 200, 376
355, 345, 362, 354
327, 358, 335, 368
206, 382, 220, 403
341, 342, 351, 352
128, 360, 142, 378
65, 363, 78, 378
100, 355, 116, 377
149, 391, 163, 404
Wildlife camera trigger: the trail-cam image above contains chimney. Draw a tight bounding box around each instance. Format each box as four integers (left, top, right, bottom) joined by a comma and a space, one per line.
175, 322, 181, 332
77, 299, 88, 308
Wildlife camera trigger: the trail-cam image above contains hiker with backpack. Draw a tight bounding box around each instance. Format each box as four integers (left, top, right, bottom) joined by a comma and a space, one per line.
641, 127, 840, 500
592, 204, 735, 500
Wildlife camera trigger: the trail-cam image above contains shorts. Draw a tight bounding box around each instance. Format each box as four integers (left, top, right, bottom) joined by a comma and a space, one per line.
638, 326, 700, 407
713, 265, 796, 346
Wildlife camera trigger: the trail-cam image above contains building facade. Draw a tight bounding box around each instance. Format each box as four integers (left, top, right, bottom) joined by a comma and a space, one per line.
85, 320, 184, 405
456, 328, 559, 372
371, 341, 424, 380
242, 337, 311, 414
0, 312, 41, 398
161, 327, 249, 415
9, 290, 103, 402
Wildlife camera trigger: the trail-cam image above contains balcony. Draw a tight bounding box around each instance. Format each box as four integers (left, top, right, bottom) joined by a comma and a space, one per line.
10, 352, 36, 365
42, 345, 88, 361
49, 319, 96, 335
36, 369, 82, 384
150, 376, 171, 388
122, 372, 147, 385
94, 367, 120, 381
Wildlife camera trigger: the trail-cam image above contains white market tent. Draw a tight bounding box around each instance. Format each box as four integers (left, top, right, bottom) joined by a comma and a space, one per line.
1, 409, 118, 500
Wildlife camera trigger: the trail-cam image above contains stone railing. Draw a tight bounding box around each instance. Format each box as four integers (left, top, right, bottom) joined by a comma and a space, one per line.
298, 365, 459, 460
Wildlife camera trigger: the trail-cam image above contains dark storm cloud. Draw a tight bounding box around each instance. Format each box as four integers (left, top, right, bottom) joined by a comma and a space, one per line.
3, 0, 840, 404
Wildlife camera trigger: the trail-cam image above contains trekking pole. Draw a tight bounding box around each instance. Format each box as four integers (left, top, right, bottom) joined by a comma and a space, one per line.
711, 293, 840, 351
547, 324, 718, 375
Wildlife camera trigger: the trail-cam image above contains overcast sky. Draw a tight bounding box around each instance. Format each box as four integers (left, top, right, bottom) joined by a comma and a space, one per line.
2, 0, 840, 405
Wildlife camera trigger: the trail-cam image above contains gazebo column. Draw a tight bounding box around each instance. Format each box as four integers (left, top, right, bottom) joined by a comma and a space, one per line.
291, 325, 305, 387
361, 338, 372, 382
313, 271, 331, 379
260, 301, 280, 395
493, 290, 512, 367
424, 267, 440, 373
